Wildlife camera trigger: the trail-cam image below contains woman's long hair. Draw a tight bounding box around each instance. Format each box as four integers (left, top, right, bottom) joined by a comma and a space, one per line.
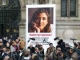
28, 8, 51, 32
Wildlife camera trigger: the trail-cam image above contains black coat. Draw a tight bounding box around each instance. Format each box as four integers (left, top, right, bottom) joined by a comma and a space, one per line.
28, 47, 35, 54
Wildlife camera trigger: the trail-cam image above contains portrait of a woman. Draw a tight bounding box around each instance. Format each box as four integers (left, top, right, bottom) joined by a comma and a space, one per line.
28, 8, 52, 33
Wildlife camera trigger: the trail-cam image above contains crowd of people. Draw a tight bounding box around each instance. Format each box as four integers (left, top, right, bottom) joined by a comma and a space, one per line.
0, 35, 26, 60
0, 35, 80, 60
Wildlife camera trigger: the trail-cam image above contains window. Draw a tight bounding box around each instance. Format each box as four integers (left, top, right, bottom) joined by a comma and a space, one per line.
61, 0, 76, 17
70, 0, 76, 16
61, 0, 67, 17
39, 0, 45, 4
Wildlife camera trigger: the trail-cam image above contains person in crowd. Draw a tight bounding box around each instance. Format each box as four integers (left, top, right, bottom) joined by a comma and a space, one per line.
21, 49, 31, 60
28, 8, 51, 33
9, 35, 14, 41
0, 39, 3, 48
52, 47, 64, 60
2, 47, 10, 60
65, 48, 78, 60
0, 46, 3, 60
6, 42, 10, 49
7, 39, 11, 44
45, 48, 53, 60
64, 43, 71, 52
10, 40, 19, 60
2, 47, 7, 56
35, 47, 43, 60
47, 43, 55, 53
73, 42, 78, 49
3, 55, 10, 60
32, 54, 41, 60
56, 41, 61, 49
3, 37, 7, 46
8, 58, 13, 60
44, 56, 50, 60
77, 42, 80, 60
19, 39, 26, 50
30, 54, 41, 60
28, 44, 35, 54
56, 39, 65, 52
46, 48, 52, 57
0, 39, 3, 57
10, 40, 18, 52
5, 37, 8, 41
62, 43, 71, 59
2, 48, 11, 59
38, 45, 44, 58
73, 42, 80, 60
77, 42, 80, 49
35, 42, 40, 48
15, 38, 20, 50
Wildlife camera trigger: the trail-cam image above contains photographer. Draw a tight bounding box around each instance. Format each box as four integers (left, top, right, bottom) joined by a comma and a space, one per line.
65, 48, 78, 60
52, 47, 64, 60
35, 47, 43, 60
56, 39, 65, 52
38, 45, 44, 58
47, 43, 55, 53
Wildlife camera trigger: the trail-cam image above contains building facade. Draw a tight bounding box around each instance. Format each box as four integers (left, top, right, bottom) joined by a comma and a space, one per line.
0, 0, 20, 38
0, 0, 80, 41
19, 0, 80, 41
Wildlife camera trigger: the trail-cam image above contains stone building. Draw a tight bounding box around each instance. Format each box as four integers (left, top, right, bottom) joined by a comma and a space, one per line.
0, 0, 80, 42
19, 0, 80, 41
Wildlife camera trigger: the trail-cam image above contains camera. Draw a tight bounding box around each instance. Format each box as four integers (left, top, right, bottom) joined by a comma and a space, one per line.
54, 37, 59, 40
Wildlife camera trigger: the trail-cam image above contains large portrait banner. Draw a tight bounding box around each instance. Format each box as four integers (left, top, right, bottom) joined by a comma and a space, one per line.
26, 4, 56, 51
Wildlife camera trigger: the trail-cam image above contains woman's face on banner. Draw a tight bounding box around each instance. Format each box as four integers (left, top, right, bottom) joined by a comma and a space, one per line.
35, 12, 48, 30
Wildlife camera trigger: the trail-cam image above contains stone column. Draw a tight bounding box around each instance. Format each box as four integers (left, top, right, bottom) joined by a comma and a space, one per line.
45, 0, 49, 4
49, 0, 52, 4
19, 21, 26, 40
34, 0, 38, 4
19, 0, 26, 39
19, 0, 25, 8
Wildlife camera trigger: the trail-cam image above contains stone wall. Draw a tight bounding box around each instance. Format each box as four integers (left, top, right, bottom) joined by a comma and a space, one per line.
19, 0, 80, 41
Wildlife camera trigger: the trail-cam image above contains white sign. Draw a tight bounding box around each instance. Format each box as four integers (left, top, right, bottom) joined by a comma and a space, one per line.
26, 4, 56, 52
